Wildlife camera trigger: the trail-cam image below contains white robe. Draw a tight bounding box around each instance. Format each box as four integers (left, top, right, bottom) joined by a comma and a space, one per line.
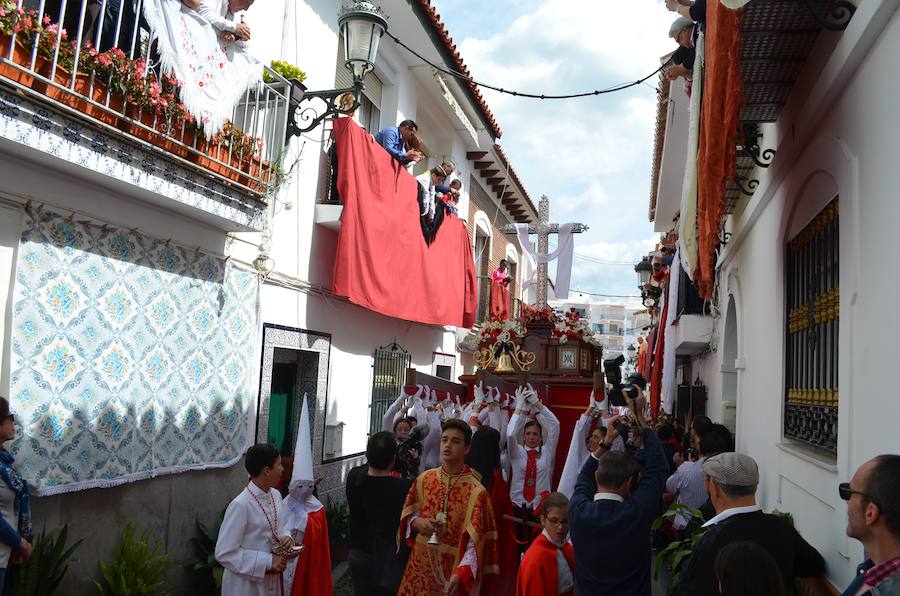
557, 414, 593, 498
216, 482, 285, 596
280, 485, 324, 592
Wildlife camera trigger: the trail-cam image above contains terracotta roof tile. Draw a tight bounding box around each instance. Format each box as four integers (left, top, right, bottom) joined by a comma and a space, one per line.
649, 70, 670, 222
492, 143, 537, 219
413, 0, 503, 139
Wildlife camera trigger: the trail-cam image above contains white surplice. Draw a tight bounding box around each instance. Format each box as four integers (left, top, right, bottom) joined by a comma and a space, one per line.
216, 482, 285, 596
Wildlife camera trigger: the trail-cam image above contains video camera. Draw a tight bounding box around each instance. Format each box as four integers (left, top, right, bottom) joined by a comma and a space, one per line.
603, 354, 647, 408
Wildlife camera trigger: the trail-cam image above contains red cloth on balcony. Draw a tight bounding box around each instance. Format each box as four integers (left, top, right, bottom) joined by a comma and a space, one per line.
331, 118, 478, 327
695, 1, 743, 298
490, 279, 511, 320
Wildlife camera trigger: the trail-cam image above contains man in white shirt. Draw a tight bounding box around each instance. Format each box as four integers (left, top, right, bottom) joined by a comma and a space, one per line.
665, 423, 733, 530
197, 0, 253, 42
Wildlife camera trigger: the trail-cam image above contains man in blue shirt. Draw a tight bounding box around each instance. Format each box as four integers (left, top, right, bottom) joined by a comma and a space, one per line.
569, 413, 667, 596
373, 120, 423, 165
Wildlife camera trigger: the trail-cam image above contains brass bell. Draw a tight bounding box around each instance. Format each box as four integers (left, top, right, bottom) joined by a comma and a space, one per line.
495, 352, 516, 373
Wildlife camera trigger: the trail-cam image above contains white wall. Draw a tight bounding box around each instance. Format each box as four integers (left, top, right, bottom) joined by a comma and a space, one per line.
696, 7, 900, 587
234, 0, 488, 461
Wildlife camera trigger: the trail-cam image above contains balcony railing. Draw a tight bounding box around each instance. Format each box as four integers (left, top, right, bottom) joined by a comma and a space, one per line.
476, 275, 521, 325
0, 0, 289, 198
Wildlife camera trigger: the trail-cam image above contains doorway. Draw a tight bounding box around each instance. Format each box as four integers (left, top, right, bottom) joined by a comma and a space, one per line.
721, 296, 738, 441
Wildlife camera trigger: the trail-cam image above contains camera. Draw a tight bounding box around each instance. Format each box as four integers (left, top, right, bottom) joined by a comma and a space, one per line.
612, 418, 632, 439
603, 355, 647, 407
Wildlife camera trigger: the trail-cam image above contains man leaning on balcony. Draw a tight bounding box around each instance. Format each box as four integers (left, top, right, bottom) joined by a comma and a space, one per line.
197, 0, 253, 43
374, 120, 424, 165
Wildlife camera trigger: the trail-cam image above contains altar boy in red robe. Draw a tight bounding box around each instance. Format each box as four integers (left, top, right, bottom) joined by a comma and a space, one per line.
515, 492, 575, 596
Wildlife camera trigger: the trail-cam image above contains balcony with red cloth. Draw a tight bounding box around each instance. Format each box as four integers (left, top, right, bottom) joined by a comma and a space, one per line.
0, 0, 290, 231
328, 117, 478, 328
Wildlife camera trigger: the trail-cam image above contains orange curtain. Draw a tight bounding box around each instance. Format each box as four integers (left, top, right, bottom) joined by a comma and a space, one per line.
695, 2, 743, 298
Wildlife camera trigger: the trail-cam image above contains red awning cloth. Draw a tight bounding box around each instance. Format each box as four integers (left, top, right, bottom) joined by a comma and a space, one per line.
331, 118, 478, 328
696, 1, 744, 299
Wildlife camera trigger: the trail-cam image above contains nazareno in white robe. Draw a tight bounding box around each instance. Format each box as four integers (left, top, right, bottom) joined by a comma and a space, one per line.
216, 482, 287, 596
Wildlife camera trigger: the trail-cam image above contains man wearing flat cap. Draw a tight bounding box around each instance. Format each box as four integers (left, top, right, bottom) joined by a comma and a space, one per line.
678, 452, 825, 596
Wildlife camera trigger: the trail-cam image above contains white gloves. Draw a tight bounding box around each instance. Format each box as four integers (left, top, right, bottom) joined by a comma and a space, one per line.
474, 382, 486, 406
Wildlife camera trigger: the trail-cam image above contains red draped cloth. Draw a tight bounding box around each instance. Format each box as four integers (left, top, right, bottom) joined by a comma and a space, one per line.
650, 299, 669, 422
289, 508, 332, 596
489, 279, 511, 321
483, 469, 519, 596
696, 1, 743, 298
331, 118, 478, 327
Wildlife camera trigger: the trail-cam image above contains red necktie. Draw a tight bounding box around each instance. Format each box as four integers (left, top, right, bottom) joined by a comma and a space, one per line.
524, 449, 537, 503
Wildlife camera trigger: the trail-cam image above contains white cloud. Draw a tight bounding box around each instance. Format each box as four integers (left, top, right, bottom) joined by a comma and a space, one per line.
432, 0, 676, 296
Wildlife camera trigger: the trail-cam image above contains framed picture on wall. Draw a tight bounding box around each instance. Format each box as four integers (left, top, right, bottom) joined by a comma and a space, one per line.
559, 346, 577, 370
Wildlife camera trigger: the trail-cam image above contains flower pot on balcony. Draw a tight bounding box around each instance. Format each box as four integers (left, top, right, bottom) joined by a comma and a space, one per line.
116, 100, 140, 133
0, 35, 37, 88
50, 69, 91, 112
78, 80, 122, 126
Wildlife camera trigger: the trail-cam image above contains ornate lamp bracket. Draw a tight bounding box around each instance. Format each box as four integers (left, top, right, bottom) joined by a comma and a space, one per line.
734, 175, 759, 196
741, 123, 776, 168
286, 79, 363, 138
798, 0, 856, 31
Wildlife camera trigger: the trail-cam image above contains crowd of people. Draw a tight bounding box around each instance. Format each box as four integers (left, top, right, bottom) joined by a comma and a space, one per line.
373, 121, 464, 244
0, 379, 897, 594
197, 377, 900, 596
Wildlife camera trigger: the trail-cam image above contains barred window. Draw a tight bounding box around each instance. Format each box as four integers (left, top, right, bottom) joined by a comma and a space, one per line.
784, 198, 839, 455
369, 343, 411, 435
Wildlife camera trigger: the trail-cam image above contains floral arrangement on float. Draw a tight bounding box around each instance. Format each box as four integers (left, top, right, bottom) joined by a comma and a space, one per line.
475, 303, 602, 349
476, 317, 526, 349
553, 309, 602, 347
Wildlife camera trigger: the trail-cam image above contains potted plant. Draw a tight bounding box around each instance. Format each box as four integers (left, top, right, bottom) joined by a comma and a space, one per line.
7, 523, 83, 596
187, 511, 226, 596
95, 522, 175, 596
325, 498, 351, 566
652, 503, 706, 595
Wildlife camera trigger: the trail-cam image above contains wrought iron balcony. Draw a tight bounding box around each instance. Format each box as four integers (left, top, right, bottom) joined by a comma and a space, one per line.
0, 0, 290, 210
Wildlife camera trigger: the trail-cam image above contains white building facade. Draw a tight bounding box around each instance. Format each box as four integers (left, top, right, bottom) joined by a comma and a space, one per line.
0, 0, 535, 591
649, 1, 900, 589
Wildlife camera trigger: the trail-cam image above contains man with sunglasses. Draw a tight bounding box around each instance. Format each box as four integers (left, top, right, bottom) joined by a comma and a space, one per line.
841, 455, 900, 596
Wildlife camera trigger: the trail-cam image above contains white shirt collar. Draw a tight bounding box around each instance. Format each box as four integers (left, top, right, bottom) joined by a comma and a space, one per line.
702, 504, 762, 528
593, 492, 624, 502
247, 481, 269, 497
542, 528, 566, 548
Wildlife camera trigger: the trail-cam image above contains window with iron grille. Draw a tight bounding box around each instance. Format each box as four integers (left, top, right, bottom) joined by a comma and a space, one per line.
784, 198, 839, 455
369, 343, 412, 435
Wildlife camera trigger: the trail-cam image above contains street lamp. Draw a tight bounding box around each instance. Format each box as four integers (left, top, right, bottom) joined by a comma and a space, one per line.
287, 1, 388, 137
635, 257, 656, 307
634, 257, 652, 289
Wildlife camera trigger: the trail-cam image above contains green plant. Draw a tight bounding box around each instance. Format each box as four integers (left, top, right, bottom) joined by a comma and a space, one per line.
187, 511, 225, 589
95, 523, 175, 596
7, 523, 83, 596
652, 503, 707, 595
264, 60, 306, 84
325, 498, 350, 544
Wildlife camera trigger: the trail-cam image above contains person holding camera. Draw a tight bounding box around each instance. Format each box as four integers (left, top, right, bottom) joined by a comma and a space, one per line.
568, 410, 668, 596
666, 423, 733, 531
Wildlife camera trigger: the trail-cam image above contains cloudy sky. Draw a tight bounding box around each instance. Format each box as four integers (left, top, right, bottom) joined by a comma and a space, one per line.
431, 0, 677, 299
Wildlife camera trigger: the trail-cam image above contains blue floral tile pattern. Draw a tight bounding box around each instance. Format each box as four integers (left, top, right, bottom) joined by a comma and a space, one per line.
9, 210, 260, 495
